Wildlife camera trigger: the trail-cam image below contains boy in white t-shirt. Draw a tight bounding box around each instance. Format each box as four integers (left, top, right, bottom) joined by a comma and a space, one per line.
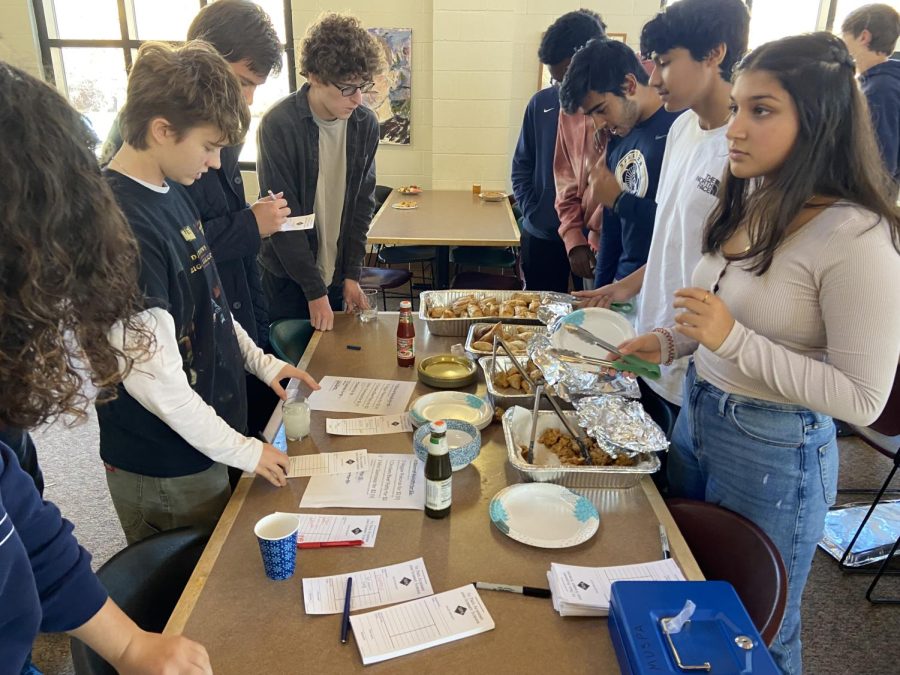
575, 0, 750, 416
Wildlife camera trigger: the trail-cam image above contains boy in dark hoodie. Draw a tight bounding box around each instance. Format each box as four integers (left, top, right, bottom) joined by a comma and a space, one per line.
842, 3, 900, 190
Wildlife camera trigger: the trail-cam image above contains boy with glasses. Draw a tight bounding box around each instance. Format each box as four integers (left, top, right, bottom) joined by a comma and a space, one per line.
257, 13, 384, 331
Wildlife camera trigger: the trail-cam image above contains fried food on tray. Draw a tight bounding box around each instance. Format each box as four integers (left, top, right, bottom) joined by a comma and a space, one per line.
491, 359, 544, 393
470, 323, 539, 354
426, 292, 540, 320
530, 428, 638, 467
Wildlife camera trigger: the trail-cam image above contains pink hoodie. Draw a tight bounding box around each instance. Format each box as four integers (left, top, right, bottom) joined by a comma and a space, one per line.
554, 111, 607, 253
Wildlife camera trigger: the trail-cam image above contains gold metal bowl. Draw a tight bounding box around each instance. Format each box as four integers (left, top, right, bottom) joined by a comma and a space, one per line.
417, 354, 477, 389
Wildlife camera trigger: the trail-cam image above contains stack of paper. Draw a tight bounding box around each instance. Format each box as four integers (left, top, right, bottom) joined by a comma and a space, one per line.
349, 585, 495, 665
547, 559, 685, 617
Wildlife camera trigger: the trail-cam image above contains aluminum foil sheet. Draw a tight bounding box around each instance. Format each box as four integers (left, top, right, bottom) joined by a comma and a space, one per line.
528, 334, 640, 401
574, 395, 668, 455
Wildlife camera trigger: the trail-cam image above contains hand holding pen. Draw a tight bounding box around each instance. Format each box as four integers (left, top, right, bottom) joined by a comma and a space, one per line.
250, 189, 290, 237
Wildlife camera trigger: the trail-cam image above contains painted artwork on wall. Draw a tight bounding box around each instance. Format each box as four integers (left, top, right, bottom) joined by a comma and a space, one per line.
364, 27, 412, 145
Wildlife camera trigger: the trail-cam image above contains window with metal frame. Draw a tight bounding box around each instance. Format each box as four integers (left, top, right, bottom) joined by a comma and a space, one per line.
30, 0, 296, 169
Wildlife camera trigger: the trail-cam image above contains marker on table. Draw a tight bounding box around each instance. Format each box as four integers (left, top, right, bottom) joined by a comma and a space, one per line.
340, 577, 353, 644
659, 524, 671, 560
298, 539, 364, 549
474, 581, 551, 598
346, 344, 362, 351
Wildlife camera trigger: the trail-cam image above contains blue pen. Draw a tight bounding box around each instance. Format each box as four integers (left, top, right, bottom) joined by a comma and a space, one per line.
340, 577, 353, 644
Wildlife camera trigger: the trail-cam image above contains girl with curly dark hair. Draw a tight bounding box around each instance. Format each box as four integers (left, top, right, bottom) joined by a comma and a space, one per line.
0, 62, 211, 674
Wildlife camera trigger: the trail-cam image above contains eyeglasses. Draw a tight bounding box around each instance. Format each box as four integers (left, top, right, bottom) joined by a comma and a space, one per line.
331, 81, 376, 97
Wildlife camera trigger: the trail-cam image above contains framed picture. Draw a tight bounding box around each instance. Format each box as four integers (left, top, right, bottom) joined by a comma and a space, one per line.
364, 28, 412, 145
537, 32, 628, 90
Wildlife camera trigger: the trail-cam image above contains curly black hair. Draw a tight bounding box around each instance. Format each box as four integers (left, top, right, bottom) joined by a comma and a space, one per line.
559, 38, 649, 114
0, 63, 152, 428
640, 0, 749, 80
538, 9, 607, 66
300, 13, 384, 82
188, 0, 283, 76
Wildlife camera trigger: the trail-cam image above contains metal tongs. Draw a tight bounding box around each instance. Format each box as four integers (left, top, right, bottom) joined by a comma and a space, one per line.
561, 323, 661, 380
491, 334, 593, 466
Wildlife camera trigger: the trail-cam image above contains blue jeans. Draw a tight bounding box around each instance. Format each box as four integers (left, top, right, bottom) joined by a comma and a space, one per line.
668, 362, 837, 675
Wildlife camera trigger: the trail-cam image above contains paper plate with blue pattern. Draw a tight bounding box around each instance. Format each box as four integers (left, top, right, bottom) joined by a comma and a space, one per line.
408, 391, 493, 431
488, 483, 600, 548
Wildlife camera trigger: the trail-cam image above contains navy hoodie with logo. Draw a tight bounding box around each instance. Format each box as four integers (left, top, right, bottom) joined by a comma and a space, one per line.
860, 59, 900, 187
512, 86, 562, 240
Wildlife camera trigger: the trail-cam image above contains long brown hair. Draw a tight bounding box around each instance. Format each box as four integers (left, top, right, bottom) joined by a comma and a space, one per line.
0, 63, 151, 428
704, 32, 900, 273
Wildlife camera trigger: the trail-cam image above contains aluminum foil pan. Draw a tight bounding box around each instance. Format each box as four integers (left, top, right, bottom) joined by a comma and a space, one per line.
574, 395, 669, 455
529, 334, 640, 401
420, 290, 572, 337
465, 322, 547, 357
478, 356, 571, 411
502, 406, 659, 489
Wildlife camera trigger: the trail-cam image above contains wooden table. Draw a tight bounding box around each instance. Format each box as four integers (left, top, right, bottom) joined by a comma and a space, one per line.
366, 190, 521, 289
166, 314, 701, 673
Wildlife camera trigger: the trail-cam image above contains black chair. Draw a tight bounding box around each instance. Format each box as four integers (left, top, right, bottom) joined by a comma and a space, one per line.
71, 526, 211, 675
450, 270, 523, 290
374, 184, 393, 211
666, 499, 788, 646
836, 364, 900, 602
358, 266, 414, 309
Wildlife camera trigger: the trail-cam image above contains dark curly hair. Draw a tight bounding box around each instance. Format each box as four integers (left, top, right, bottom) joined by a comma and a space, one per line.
0, 63, 152, 428
120, 40, 250, 150
299, 12, 384, 82
538, 9, 607, 66
640, 0, 749, 80
560, 38, 649, 114
188, 0, 283, 76
704, 33, 900, 274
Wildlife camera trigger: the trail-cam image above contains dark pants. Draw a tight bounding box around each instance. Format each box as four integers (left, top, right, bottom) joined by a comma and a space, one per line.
0, 427, 43, 495
520, 230, 582, 293
261, 269, 344, 322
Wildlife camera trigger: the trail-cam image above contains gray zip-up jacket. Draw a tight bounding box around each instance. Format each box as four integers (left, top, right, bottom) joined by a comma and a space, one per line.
256, 83, 379, 300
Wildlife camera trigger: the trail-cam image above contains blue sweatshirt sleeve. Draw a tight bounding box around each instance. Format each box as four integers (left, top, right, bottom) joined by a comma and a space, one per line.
595, 208, 623, 287
511, 98, 539, 223
867, 86, 900, 181
0, 444, 107, 667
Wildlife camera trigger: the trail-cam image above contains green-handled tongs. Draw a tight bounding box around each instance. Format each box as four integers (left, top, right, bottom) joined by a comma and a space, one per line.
561, 323, 661, 380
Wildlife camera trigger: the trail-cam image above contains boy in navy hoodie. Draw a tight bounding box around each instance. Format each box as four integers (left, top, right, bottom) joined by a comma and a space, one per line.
559, 38, 682, 288
842, 3, 900, 189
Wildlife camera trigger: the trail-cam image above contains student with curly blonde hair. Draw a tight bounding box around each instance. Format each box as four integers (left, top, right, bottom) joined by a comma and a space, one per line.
257, 12, 384, 330
102, 41, 319, 544
0, 61, 211, 675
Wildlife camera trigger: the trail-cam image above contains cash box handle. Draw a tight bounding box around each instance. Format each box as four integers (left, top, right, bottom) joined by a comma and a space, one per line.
659, 616, 712, 671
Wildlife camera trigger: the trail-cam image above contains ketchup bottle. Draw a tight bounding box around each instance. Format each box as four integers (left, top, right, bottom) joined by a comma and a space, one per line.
397, 300, 416, 367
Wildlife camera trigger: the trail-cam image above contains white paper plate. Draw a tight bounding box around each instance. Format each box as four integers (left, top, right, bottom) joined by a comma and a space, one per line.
408, 392, 493, 431
489, 483, 600, 548
551, 308, 636, 367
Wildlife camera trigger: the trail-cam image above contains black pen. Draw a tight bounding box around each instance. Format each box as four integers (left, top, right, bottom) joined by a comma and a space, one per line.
659, 524, 671, 560
474, 581, 551, 598
346, 344, 362, 351
340, 577, 353, 644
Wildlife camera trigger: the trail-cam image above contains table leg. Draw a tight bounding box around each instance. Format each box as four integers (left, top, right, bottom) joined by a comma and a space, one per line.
436, 245, 450, 289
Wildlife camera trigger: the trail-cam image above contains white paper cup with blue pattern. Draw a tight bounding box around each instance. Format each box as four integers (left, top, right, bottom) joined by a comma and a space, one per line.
254, 513, 299, 580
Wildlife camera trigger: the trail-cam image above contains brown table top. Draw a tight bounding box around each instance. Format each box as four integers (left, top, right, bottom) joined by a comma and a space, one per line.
367, 189, 521, 247
166, 314, 701, 673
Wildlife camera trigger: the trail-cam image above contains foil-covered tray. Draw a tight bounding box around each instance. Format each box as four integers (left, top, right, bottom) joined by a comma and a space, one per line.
478, 356, 568, 411
502, 407, 660, 489
465, 322, 547, 357
420, 290, 571, 337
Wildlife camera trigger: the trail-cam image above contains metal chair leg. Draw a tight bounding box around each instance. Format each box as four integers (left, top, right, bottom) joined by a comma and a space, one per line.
866, 534, 900, 604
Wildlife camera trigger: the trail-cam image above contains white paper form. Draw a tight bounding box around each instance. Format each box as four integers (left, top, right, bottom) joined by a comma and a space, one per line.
280, 214, 315, 232
326, 414, 413, 436
349, 585, 495, 665
275, 513, 381, 547
287, 450, 368, 477
302, 557, 433, 615
307, 376, 417, 416
299, 454, 425, 510
548, 558, 685, 616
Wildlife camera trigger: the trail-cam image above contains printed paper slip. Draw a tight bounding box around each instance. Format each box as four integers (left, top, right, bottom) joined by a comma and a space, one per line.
302, 557, 432, 615
307, 376, 416, 416
299, 454, 425, 510
286, 450, 368, 477
275, 513, 381, 547
280, 214, 315, 232
549, 559, 685, 616
326, 413, 413, 436
350, 585, 495, 665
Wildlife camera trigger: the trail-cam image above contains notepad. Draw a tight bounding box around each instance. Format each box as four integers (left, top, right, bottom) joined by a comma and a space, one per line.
280, 214, 315, 231
349, 585, 495, 665
548, 559, 685, 617
302, 557, 433, 615
286, 450, 368, 477
326, 413, 413, 436
275, 513, 381, 547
